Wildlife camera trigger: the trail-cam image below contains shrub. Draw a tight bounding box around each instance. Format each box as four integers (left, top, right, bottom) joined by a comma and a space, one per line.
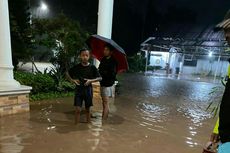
30, 91, 74, 101
127, 55, 146, 72
57, 80, 75, 92
14, 71, 56, 94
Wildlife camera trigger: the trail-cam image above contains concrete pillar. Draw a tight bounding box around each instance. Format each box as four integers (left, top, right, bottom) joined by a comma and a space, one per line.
93, 0, 115, 113
0, 0, 20, 89
95, 0, 114, 67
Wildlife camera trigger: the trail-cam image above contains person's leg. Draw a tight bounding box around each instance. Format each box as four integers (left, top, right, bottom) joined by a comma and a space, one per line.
84, 86, 93, 123
74, 91, 83, 124
85, 107, 91, 123
101, 87, 112, 120
102, 96, 109, 120
75, 106, 81, 124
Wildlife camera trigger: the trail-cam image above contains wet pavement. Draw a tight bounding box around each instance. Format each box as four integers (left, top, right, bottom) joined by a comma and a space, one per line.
0, 74, 222, 153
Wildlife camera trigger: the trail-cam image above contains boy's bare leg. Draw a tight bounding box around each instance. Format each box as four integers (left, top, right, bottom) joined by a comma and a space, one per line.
102, 96, 109, 120
85, 107, 91, 123
75, 106, 81, 124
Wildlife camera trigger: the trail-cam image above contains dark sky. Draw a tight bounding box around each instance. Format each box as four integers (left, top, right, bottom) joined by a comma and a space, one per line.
32, 0, 230, 55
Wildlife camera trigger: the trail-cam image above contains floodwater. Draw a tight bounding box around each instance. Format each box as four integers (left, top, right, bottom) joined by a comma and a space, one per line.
0, 74, 222, 153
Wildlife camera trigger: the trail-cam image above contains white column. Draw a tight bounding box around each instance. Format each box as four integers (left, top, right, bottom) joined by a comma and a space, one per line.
95, 0, 114, 67
0, 0, 20, 88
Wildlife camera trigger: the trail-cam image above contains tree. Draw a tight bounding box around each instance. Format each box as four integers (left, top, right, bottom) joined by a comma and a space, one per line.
8, 0, 32, 69
32, 13, 89, 72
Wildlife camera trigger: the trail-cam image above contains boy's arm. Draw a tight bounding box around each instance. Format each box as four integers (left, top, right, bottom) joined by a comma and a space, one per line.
84, 77, 102, 86
66, 71, 80, 85
84, 66, 102, 86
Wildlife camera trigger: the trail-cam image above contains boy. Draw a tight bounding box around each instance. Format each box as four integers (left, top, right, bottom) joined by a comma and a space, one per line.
67, 49, 101, 124
98, 44, 117, 120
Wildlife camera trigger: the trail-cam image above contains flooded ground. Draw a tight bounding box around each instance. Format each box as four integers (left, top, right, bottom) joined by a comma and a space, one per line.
0, 74, 222, 153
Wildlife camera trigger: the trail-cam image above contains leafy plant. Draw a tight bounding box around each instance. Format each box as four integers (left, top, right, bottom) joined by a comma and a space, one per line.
9, 0, 34, 68
14, 71, 56, 94
127, 54, 146, 72
46, 64, 75, 92
30, 91, 74, 101
14, 71, 75, 101
206, 80, 226, 117
32, 13, 88, 71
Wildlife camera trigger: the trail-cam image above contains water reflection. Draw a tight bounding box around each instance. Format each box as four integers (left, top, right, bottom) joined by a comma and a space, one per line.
177, 104, 212, 125
0, 113, 32, 153
138, 102, 169, 119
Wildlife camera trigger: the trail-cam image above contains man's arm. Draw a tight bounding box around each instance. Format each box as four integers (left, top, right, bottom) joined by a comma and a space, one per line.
66, 71, 80, 85
210, 118, 220, 143
84, 77, 102, 86
84, 66, 102, 86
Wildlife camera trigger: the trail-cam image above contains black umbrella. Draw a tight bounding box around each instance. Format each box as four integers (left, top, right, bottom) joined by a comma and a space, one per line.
87, 34, 128, 72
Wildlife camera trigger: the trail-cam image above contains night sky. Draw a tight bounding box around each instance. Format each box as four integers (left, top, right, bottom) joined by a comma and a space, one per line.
31, 0, 230, 55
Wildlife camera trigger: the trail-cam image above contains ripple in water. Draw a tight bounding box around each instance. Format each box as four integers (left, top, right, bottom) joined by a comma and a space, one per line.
136, 102, 169, 134
177, 104, 212, 125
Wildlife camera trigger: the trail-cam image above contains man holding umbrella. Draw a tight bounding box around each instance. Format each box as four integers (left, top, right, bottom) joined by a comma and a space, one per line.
98, 44, 117, 120
87, 35, 128, 120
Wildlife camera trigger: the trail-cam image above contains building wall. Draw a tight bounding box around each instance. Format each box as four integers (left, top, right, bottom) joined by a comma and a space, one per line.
182, 59, 228, 77
0, 94, 30, 117
18, 62, 55, 73
149, 51, 169, 68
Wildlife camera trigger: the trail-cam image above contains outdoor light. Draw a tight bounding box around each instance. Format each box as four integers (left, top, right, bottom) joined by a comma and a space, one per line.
41, 2, 48, 11
209, 52, 213, 57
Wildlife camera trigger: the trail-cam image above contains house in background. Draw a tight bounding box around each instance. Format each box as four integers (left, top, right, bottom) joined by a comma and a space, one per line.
141, 24, 230, 79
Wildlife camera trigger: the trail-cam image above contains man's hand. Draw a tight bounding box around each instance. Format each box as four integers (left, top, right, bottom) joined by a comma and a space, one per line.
210, 133, 219, 143
73, 79, 80, 85
84, 79, 92, 86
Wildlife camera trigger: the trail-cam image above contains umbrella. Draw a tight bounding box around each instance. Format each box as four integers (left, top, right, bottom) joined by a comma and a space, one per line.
86, 34, 129, 72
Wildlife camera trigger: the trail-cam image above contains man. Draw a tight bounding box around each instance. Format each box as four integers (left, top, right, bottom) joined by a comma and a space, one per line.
98, 44, 117, 120
208, 10, 230, 153
67, 49, 102, 124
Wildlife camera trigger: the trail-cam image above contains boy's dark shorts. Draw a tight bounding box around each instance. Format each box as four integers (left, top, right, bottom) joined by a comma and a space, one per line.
74, 86, 93, 108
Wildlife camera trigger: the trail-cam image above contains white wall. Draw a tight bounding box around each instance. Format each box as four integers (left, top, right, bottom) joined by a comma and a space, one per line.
182, 59, 228, 77
18, 62, 55, 73
149, 51, 169, 68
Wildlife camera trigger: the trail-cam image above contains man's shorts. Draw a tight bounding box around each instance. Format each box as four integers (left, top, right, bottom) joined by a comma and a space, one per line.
100, 86, 114, 97
218, 142, 230, 153
74, 86, 93, 108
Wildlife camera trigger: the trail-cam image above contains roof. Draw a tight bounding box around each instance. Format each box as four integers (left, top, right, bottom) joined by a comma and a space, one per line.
216, 18, 230, 29
141, 25, 230, 56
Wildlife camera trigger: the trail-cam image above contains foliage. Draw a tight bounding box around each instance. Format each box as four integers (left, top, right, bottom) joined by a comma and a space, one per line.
147, 66, 162, 71
14, 70, 75, 93
32, 13, 89, 71
206, 82, 225, 117
14, 71, 56, 94
8, 0, 33, 68
46, 66, 75, 92
30, 91, 74, 101
127, 55, 146, 72
14, 71, 75, 101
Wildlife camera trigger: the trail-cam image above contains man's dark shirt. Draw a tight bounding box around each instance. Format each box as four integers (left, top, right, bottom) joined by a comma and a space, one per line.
98, 56, 117, 87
